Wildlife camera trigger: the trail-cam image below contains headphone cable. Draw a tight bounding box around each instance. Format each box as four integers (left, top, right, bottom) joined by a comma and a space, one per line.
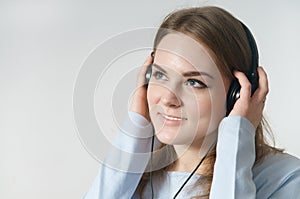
150, 131, 155, 199
150, 135, 217, 199
173, 140, 216, 198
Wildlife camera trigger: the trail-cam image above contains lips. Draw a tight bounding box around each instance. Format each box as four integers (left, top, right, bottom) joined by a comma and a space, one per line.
159, 112, 187, 121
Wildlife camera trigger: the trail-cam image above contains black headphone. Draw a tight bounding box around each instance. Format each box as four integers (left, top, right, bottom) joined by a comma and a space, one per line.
145, 22, 259, 116
145, 52, 153, 85
226, 22, 259, 115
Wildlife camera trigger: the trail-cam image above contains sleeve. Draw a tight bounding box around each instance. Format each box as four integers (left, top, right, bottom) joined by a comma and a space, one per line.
209, 116, 256, 199
83, 111, 160, 199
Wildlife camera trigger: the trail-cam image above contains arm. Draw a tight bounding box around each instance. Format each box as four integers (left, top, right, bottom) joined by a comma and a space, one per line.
83, 111, 158, 199
210, 67, 267, 198
83, 55, 155, 198
210, 116, 300, 199
210, 116, 256, 199
210, 67, 300, 198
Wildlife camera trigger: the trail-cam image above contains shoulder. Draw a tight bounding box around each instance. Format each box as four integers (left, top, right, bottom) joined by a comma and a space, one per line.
253, 152, 300, 176
253, 152, 300, 197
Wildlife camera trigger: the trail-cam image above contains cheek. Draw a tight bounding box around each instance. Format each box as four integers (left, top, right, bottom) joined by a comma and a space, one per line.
146, 85, 166, 120
185, 92, 212, 118
146, 85, 161, 107
187, 90, 225, 134
206, 90, 227, 131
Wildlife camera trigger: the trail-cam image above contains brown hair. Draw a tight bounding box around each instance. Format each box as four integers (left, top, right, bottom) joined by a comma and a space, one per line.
138, 6, 282, 198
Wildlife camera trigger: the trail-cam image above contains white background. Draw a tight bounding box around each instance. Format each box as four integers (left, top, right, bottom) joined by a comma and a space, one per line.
0, 0, 299, 198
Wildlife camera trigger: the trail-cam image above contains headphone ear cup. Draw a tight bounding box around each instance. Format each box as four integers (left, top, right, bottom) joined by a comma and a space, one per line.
145, 64, 152, 85
226, 80, 241, 115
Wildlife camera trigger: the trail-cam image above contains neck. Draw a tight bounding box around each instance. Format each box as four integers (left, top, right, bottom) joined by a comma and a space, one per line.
168, 131, 217, 173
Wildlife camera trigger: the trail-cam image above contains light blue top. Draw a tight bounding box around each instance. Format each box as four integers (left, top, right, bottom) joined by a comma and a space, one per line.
83, 112, 300, 198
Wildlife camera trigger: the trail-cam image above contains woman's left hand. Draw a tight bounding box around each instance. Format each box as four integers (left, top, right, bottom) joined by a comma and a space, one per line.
229, 66, 269, 129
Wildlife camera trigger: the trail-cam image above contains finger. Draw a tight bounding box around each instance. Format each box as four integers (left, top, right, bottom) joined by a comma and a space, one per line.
252, 67, 269, 103
143, 53, 154, 65
140, 53, 154, 75
136, 53, 154, 86
233, 70, 252, 102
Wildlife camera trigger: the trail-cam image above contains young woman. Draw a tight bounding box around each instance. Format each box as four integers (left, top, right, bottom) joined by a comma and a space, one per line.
84, 6, 300, 198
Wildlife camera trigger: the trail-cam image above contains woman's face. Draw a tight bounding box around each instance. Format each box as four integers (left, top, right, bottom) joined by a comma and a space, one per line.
147, 33, 230, 146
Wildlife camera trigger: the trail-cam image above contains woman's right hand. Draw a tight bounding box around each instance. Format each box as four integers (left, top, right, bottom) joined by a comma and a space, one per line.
129, 54, 153, 122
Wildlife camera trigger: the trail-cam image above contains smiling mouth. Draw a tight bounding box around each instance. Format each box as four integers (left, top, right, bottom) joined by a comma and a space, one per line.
159, 113, 187, 121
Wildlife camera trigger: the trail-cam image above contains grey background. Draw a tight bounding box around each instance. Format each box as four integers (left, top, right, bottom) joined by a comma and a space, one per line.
0, 0, 299, 198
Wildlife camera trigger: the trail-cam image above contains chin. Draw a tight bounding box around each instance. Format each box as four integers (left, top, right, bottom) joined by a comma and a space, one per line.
154, 128, 177, 145
155, 127, 196, 145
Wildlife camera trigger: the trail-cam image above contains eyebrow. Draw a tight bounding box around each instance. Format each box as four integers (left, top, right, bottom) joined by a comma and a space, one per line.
152, 63, 214, 79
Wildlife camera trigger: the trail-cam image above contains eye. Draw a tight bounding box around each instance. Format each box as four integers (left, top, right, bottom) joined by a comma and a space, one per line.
185, 79, 207, 88
153, 71, 168, 80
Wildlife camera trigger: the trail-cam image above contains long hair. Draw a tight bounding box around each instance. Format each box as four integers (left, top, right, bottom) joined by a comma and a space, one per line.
138, 6, 283, 198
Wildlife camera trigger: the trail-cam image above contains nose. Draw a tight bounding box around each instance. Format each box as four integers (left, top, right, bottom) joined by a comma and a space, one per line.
160, 88, 181, 108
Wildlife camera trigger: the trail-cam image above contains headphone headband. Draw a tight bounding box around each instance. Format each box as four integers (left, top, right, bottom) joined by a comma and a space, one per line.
226, 21, 259, 115
240, 22, 259, 89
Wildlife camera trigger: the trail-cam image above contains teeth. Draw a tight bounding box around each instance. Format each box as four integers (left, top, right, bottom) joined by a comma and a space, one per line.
162, 114, 184, 121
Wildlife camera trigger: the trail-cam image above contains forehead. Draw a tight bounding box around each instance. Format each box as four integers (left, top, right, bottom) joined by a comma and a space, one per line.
155, 33, 218, 73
